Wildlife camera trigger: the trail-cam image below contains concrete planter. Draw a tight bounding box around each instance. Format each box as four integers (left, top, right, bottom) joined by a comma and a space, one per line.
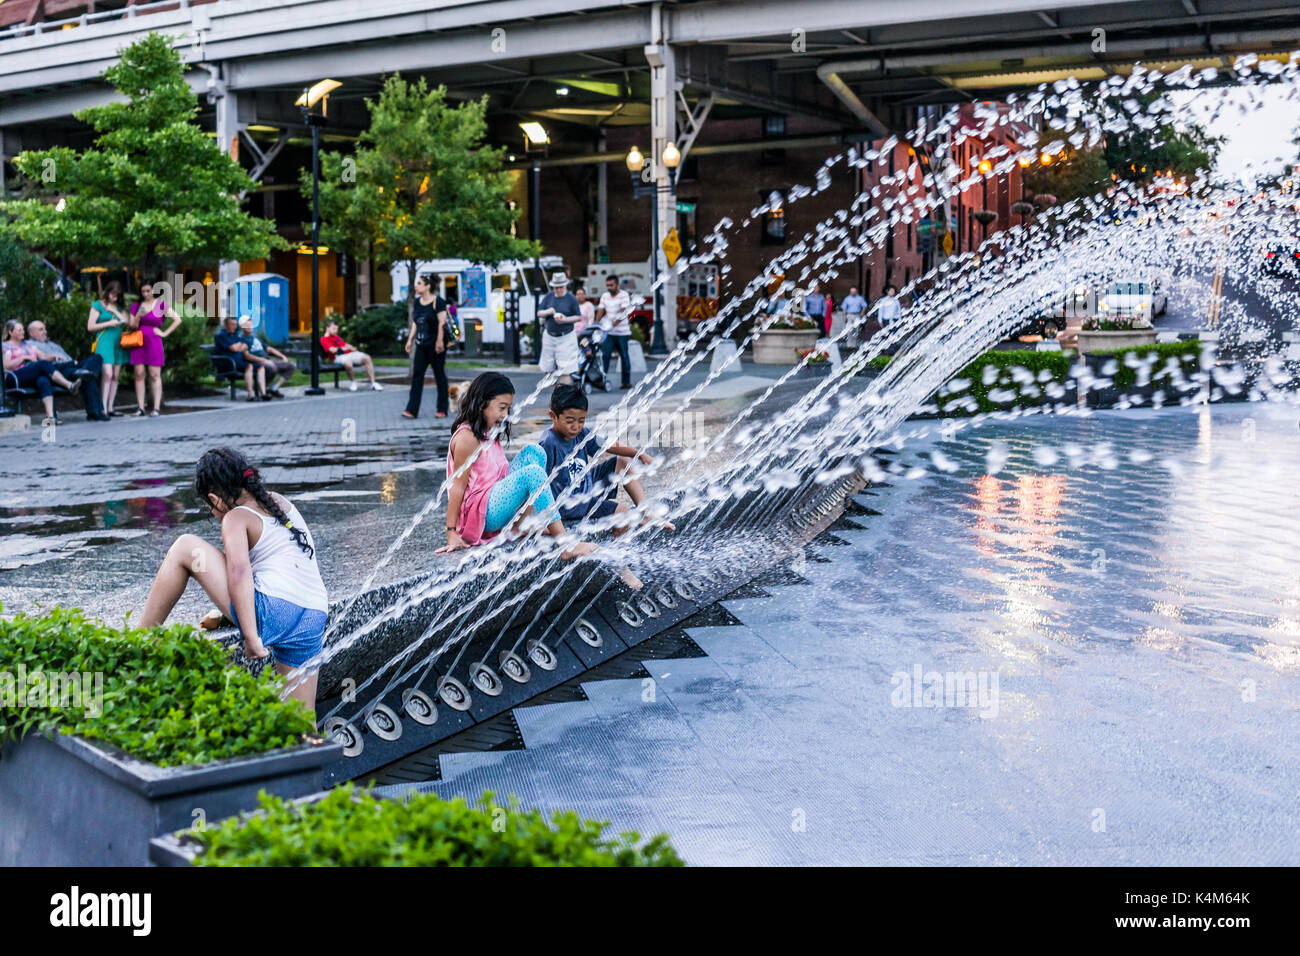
1076, 328, 1157, 354
0, 731, 341, 866
752, 328, 821, 365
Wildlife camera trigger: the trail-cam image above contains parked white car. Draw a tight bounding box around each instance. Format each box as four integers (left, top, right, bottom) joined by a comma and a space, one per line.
1096, 280, 1167, 322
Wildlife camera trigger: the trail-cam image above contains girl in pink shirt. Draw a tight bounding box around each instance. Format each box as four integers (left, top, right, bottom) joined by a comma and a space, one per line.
439, 372, 596, 559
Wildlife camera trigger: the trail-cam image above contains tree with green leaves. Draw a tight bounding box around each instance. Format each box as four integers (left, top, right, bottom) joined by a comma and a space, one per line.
1100, 93, 1221, 186
309, 74, 538, 321
0, 32, 287, 278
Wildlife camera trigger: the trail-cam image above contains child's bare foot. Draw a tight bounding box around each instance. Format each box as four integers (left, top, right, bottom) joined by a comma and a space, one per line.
640, 514, 676, 532
560, 540, 598, 560
619, 566, 643, 589
199, 609, 230, 631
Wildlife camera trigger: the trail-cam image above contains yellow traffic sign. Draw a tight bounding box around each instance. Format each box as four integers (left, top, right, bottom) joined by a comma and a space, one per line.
941, 230, 954, 256
662, 227, 682, 268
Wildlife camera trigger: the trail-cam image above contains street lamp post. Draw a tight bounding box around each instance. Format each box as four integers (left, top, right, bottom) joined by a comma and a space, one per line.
296, 79, 340, 397
625, 144, 679, 355
520, 122, 549, 363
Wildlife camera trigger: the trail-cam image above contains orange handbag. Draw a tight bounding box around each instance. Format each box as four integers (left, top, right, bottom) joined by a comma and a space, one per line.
120, 329, 145, 349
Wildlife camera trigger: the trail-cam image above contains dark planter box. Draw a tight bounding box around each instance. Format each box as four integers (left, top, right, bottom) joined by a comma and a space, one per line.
0, 731, 342, 867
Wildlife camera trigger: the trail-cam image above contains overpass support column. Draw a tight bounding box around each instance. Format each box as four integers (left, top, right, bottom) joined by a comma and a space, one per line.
213, 71, 243, 318
646, 3, 677, 353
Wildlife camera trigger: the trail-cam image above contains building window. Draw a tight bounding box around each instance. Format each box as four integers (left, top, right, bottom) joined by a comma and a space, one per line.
761, 191, 786, 246
763, 115, 786, 138
907, 221, 913, 251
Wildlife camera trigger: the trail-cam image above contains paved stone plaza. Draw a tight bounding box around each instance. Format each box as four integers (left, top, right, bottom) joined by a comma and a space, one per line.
378, 401, 1300, 865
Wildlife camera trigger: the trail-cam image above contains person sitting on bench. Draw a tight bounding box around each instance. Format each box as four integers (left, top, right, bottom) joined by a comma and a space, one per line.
3, 319, 94, 424
25, 320, 107, 420
320, 321, 383, 392
238, 316, 294, 399
214, 315, 268, 401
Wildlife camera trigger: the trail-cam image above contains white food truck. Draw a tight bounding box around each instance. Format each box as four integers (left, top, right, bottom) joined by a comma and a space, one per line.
390, 256, 566, 347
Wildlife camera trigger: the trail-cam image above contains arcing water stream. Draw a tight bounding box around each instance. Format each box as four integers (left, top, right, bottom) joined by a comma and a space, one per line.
294, 54, 1300, 749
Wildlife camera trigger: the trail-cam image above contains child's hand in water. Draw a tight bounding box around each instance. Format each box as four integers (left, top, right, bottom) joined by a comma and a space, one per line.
437, 529, 469, 554
243, 635, 270, 659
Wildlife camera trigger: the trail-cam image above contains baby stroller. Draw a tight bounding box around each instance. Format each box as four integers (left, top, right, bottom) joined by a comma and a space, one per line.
576, 325, 613, 393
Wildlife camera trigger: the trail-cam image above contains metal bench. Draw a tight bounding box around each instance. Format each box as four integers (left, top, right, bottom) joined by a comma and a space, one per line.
200, 344, 246, 400
285, 341, 345, 389
2, 368, 72, 414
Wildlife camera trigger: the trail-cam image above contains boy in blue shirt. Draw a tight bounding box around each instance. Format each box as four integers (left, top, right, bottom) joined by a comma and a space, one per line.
539, 384, 675, 532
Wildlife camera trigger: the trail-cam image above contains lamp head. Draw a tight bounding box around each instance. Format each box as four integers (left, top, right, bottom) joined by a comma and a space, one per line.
520, 122, 549, 147
626, 146, 645, 173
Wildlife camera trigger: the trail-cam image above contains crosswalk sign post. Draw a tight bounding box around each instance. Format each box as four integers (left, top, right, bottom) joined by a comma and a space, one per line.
662, 227, 682, 268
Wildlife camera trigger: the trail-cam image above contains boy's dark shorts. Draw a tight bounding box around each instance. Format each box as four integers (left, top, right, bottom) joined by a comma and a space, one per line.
559, 458, 620, 523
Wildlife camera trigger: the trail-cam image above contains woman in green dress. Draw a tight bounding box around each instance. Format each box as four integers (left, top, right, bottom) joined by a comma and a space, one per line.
88, 280, 129, 416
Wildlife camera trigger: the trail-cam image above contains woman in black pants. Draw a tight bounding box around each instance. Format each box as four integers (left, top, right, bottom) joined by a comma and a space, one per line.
402, 274, 450, 419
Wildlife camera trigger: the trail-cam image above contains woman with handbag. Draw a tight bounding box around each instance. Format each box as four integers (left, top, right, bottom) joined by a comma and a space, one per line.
128, 280, 182, 417
88, 280, 130, 416
401, 273, 451, 420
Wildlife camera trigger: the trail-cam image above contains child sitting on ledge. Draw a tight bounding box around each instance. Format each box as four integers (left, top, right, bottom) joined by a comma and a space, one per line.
540, 384, 675, 534
438, 372, 596, 560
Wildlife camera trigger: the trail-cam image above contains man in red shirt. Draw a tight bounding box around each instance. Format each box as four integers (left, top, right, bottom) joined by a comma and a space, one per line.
320, 320, 383, 391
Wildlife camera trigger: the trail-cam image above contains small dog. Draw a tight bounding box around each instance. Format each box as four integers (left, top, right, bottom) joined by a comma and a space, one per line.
448, 381, 468, 405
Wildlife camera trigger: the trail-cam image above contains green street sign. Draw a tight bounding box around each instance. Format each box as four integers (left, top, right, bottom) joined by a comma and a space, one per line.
676, 200, 697, 214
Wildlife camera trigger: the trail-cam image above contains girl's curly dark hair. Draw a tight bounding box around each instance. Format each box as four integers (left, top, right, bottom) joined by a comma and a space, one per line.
195, 447, 313, 557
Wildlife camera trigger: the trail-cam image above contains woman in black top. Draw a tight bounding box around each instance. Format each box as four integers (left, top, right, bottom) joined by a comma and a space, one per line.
402, 274, 450, 419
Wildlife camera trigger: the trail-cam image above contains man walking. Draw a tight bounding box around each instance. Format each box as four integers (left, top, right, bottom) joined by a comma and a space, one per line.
840, 285, 867, 346
877, 285, 904, 326
537, 272, 582, 385
595, 274, 634, 389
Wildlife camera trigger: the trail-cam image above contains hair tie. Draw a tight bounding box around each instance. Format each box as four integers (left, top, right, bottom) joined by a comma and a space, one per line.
243, 468, 254, 479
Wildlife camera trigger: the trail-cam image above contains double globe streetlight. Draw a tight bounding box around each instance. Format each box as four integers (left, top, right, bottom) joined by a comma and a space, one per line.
625, 142, 680, 355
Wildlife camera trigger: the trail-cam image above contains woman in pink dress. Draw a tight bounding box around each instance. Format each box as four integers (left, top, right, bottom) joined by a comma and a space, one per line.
129, 280, 182, 417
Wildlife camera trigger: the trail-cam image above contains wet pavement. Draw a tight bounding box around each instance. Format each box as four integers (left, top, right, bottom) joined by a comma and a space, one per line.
0, 357, 798, 617
378, 400, 1300, 865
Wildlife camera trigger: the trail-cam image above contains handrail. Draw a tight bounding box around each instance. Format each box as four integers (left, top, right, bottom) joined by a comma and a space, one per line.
0, 0, 216, 42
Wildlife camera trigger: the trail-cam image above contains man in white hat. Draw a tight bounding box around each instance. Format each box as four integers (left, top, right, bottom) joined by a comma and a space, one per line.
238, 315, 295, 399
537, 271, 582, 384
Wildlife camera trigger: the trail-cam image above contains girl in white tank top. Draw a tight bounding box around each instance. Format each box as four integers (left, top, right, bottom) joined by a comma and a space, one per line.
138, 448, 329, 720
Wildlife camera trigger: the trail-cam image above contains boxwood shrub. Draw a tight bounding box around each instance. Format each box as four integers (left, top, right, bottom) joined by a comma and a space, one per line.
1086, 339, 1204, 391
187, 785, 685, 867
0, 605, 317, 767
938, 340, 1202, 415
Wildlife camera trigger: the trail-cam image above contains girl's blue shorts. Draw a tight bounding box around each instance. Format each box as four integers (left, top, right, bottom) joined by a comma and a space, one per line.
229, 591, 327, 668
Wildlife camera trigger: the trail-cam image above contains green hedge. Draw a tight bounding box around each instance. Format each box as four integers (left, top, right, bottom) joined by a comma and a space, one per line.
1086, 339, 1203, 391
940, 348, 1074, 415
938, 340, 1203, 416
188, 785, 685, 867
0, 605, 317, 767
343, 304, 409, 356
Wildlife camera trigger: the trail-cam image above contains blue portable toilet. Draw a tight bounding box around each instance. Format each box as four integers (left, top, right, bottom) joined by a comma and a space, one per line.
233, 273, 290, 344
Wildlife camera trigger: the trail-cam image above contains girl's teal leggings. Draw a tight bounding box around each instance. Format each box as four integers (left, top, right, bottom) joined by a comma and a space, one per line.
483, 444, 558, 533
